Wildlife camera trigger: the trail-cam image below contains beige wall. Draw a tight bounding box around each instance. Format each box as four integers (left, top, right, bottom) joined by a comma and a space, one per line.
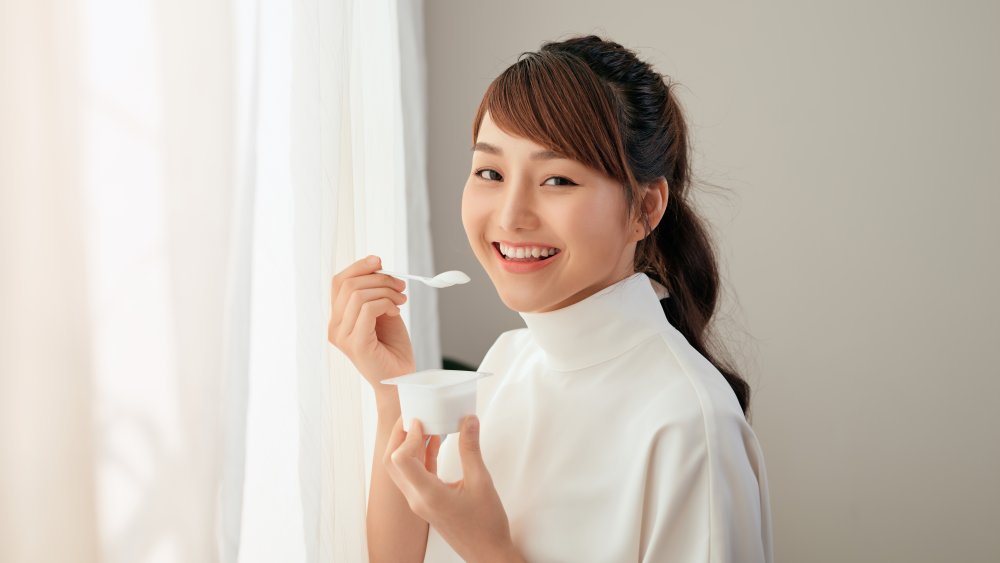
424, 1, 1000, 561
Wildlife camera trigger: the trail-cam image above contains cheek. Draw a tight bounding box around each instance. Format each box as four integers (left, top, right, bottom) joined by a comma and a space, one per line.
562, 199, 624, 256
460, 183, 486, 239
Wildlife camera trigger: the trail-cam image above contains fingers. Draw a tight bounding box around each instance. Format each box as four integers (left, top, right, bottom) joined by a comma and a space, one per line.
390, 419, 444, 503
458, 415, 488, 487
336, 287, 408, 344
345, 299, 399, 353
331, 255, 382, 302
387, 418, 440, 475
384, 415, 407, 465
331, 271, 407, 325
394, 417, 425, 460
329, 255, 407, 341
425, 434, 443, 475
384, 416, 424, 501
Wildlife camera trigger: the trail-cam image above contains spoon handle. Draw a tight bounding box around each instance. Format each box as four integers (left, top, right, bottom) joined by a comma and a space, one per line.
375, 269, 425, 282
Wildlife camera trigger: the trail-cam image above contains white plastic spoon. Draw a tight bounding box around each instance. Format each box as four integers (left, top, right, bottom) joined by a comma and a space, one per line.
376, 269, 470, 289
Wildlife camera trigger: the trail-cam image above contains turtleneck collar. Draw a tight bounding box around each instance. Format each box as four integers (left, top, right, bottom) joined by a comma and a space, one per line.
517, 272, 672, 372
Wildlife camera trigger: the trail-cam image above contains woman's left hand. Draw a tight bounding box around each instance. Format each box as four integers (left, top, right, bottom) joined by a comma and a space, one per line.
385, 414, 523, 563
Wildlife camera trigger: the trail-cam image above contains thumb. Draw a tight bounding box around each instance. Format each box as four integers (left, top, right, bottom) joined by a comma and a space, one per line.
458, 415, 487, 482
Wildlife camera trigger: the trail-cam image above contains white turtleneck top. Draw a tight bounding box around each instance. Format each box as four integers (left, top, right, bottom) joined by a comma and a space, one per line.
423, 272, 773, 563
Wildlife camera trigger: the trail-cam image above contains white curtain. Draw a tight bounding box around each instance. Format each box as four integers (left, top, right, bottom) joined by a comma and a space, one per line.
0, 0, 437, 561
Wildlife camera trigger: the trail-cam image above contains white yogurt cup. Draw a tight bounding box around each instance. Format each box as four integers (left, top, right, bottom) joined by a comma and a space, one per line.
380, 369, 493, 435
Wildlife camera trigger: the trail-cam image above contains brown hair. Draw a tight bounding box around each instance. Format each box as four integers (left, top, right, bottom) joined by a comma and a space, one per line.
471, 35, 752, 417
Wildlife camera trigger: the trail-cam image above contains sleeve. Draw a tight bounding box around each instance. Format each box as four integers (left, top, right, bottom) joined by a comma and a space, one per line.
638, 407, 772, 563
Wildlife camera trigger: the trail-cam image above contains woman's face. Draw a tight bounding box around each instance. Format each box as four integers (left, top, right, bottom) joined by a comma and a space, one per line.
462, 110, 641, 313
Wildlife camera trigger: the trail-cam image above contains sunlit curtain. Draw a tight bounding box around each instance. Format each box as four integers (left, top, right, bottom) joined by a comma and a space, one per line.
242, 0, 438, 561
0, 0, 436, 561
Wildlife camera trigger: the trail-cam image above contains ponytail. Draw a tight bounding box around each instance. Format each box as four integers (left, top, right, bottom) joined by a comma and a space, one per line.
652, 199, 750, 415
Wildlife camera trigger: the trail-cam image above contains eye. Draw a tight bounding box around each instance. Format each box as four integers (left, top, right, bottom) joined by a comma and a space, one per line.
474, 168, 503, 181
473, 168, 578, 187
543, 176, 578, 187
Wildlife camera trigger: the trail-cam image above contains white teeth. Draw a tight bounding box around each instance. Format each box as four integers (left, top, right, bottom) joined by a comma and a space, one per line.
498, 242, 561, 259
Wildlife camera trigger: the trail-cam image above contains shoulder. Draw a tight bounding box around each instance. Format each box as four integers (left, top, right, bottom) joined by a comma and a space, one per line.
493, 327, 531, 349
634, 333, 772, 562
478, 327, 531, 371
473, 327, 531, 414
634, 332, 766, 502
635, 330, 752, 450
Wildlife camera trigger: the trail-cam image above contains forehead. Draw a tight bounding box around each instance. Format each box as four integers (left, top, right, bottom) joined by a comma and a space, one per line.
475, 111, 550, 155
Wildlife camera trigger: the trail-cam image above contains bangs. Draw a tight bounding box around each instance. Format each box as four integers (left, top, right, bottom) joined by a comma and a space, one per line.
471, 51, 631, 187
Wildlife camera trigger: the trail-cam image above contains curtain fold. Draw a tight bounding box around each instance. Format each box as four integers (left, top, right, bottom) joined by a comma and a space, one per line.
0, 0, 434, 562
0, 1, 100, 561
236, 0, 437, 560
295, 1, 438, 560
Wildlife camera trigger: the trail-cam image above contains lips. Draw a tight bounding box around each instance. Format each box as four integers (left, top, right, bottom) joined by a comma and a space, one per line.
492, 241, 561, 260
491, 241, 561, 273
493, 239, 561, 249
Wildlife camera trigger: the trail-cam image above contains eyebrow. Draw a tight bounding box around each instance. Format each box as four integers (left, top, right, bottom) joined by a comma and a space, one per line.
472, 142, 569, 161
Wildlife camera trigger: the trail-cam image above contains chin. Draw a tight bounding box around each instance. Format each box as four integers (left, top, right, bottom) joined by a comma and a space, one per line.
494, 287, 545, 313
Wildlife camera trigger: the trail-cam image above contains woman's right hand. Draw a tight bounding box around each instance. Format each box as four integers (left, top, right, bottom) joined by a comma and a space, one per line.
328, 255, 415, 391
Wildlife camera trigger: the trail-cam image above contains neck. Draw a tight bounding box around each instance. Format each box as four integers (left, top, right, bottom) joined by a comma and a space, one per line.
517, 272, 672, 372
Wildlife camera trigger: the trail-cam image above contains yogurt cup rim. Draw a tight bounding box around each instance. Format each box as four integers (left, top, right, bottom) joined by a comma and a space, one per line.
380, 369, 493, 390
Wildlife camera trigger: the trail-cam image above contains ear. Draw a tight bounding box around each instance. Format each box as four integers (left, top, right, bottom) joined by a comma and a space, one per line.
631, 177, 669, 242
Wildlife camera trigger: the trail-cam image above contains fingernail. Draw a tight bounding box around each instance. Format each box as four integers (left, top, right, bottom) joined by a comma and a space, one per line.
368, 255, 378, 265
467, 415, 479, 433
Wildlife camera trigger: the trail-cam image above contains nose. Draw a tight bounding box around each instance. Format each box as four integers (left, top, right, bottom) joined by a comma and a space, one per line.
497, 179, 539, 232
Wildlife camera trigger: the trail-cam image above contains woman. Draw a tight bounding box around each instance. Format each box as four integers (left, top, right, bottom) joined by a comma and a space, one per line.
329, 35, 773, 563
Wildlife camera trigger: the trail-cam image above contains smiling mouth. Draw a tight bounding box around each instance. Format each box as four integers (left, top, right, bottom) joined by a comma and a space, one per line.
492, 242, 562, 263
